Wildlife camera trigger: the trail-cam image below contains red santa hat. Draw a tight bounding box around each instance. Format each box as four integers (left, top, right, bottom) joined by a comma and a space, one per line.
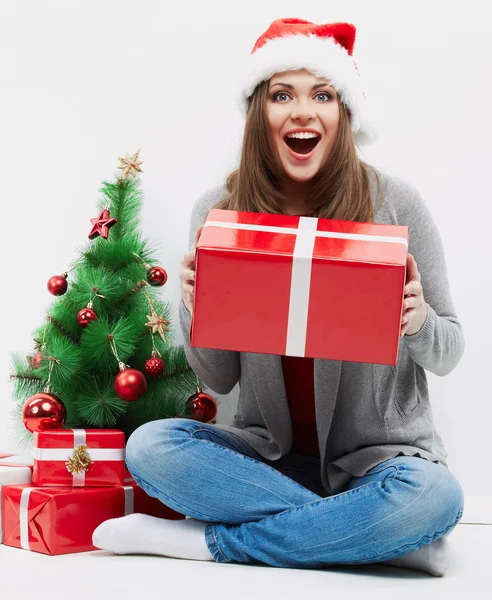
238, 18, 378, 146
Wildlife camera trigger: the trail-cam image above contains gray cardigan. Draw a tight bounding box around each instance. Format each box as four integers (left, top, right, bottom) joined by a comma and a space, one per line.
178, 168, 465, 496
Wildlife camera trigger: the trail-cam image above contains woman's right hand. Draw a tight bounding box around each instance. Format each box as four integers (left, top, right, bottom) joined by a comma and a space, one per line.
179, 224, 204, 315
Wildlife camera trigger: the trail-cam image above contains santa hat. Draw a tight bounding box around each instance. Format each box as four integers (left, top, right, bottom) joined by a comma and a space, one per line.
238, 18, 378, 146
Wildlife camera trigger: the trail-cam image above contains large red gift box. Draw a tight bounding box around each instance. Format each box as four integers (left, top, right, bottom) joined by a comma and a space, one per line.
33, 429, 125, 487
0, 453, 33, 544
190, 209, 409, 365
2, 481, 186, 555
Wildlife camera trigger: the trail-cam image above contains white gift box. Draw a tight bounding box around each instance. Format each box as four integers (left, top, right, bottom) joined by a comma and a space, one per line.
0, 453, 33, 543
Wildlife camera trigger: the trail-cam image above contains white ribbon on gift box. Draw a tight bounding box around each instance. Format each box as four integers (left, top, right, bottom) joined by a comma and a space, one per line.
33, 429, 125, 487
203, 218, 409, 356
19, 485, 134, 551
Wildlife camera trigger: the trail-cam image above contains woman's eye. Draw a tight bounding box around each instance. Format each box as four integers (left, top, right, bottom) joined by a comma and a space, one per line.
273, 92, 289, 102
272, 92, 333, 102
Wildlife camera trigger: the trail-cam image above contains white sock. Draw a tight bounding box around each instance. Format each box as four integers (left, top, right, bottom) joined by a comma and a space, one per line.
92, 513, 214, 561
381, 536, 450, 577
93, 514, 449, 573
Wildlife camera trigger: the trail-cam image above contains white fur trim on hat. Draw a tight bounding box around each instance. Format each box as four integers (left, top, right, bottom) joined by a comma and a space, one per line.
236, 33, 378, 146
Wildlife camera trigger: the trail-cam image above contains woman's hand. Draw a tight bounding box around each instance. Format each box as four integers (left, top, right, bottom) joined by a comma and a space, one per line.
179, 224, 204, 315
401, 253, 428, 337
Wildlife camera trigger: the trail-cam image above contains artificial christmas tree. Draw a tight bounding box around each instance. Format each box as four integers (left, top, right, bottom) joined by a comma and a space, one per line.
9, 149, 217, 449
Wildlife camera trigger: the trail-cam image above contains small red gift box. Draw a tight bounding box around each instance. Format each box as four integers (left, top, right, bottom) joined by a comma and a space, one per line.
2, 482, 185, 555
0, 453, 33, 544
190, 209, 409, 365
33, 429, 125, 487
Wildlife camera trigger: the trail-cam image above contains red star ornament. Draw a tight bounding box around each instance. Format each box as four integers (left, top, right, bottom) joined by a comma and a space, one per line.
88, 209, 118, 240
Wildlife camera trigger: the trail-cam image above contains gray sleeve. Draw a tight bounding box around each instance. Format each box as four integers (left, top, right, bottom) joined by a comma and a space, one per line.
178, 187, 241, 395
389, 177, 465, 376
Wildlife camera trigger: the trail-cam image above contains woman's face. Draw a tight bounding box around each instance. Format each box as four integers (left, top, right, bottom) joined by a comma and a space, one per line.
266, 69, 340, 183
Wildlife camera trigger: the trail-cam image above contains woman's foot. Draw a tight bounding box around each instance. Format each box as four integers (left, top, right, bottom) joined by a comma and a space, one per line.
381, 536, 450, 576
92, 513, 214, 561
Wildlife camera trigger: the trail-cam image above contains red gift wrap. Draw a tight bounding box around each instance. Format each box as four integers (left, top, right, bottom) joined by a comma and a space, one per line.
33, 429, 125, 487
191, 209, 409, 365
2, 482, 186, 555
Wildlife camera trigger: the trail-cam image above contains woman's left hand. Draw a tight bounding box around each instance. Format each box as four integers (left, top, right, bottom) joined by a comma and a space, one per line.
401, 253, 428, 337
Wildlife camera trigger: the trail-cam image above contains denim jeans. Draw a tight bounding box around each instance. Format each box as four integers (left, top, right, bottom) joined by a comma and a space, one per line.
125, 417, 464, 569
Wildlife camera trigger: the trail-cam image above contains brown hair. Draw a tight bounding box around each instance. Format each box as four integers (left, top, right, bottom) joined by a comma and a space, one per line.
211, 79, 383, 222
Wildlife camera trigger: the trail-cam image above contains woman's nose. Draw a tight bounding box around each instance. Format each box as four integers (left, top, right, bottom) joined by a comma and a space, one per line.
290, 103, 316, 122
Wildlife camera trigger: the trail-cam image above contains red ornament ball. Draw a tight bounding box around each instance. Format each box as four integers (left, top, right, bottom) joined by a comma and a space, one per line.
183, 391, 217, 423
114, 368, 147, 401
21, 392, 66, 433
31, 351, 44, 369
47, 274, 68, 296
144, 356, 165, 377
147, 266, 167, 287
77, 307, 97, 327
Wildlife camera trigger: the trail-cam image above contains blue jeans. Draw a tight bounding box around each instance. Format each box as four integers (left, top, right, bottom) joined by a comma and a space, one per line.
125, 418, 464, 569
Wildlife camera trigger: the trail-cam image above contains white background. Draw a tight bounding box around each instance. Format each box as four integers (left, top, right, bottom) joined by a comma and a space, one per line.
1, 0, 490, 498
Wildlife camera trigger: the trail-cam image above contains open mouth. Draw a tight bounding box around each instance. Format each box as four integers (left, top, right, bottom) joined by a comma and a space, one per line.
283, 134, 321, 155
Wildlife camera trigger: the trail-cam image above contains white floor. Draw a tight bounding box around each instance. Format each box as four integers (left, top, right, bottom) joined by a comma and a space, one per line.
0, 522, 489, 600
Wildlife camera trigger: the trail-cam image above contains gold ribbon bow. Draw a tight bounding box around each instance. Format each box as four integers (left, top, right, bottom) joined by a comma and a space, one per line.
65, 444, 93, 475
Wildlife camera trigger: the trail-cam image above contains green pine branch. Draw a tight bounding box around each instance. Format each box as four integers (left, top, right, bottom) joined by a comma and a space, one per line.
9, 167, 209, 447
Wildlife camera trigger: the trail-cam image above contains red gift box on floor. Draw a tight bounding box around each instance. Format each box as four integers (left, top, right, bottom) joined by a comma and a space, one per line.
2, 481, 185, 555
190, 209, 409, 365
33, 429, 125, 487
0, 453, 33, 544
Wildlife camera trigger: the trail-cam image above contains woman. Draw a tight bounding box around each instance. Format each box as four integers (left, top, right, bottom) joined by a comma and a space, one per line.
93, 18, 464, 576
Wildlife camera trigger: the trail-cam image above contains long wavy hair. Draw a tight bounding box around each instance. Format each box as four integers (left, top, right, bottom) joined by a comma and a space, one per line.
211, 78, 383, 221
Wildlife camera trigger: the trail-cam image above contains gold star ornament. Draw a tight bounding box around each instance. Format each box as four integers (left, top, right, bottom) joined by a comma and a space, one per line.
146, 305, 170, 343
117, 149, 143, 179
